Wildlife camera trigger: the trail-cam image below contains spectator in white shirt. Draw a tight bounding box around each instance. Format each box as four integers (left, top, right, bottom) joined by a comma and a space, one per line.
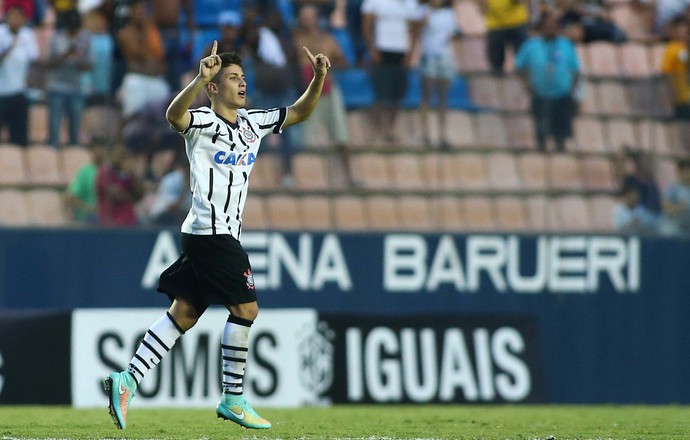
0, 6, 38, 146
613, 183, 658, 234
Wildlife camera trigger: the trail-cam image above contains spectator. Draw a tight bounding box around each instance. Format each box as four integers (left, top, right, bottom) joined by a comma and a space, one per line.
654, 0, 690, 37
660, 158, 690, 236
661, 17, 690, 121
116, 0, 170, 120
361, 0, 422, 144
558, 0, 627, 44
214, 10, 246, 55
621, 149, 662, 219
479, 0, 530, 75
247, 8, 302, 186
613, 183, 658, 234
122, 95, 184, 180
96, 146, 145, 226
293, 4, 357, 186
144, 150, 191, 226
42, 10, 91, 148
3, 1, 35, 25
66, 144, 107, 224
83, 8, 115, 105
150, 0, 194, 92
418, 0, 459, 150
50, 0, 79, 29
515, 12, 580, 152
0, 5, 38, 146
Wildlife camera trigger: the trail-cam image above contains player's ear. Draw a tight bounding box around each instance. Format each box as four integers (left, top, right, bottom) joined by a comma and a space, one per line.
207, 82, 218, 94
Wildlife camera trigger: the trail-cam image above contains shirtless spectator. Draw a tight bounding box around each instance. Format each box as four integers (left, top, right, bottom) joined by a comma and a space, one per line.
150, 0, 194, 91
116, 0, 170, 120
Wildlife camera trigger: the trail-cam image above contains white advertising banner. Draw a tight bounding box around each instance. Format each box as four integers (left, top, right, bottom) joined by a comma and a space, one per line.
72, 308, 323, 408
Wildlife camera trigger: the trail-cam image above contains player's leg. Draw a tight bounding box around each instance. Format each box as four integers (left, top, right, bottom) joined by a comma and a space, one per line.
216, 301, 271, 429
104, 298, 198, 429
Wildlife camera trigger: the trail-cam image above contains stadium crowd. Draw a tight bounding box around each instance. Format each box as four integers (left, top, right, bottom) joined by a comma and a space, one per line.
1, 0, 690, 235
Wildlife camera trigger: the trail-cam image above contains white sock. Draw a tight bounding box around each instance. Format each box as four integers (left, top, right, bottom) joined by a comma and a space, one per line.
127, 312, 183, 385
221, 314, 252, 396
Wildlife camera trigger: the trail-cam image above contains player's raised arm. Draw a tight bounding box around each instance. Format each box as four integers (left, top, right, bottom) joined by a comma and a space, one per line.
166, 41, 222, 132
283, 46, 331, 128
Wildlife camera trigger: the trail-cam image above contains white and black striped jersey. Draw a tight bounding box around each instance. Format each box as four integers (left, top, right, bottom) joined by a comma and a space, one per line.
177, 105, 287, 238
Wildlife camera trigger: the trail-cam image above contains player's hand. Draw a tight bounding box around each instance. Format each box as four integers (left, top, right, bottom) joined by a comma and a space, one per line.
199, 40, 222, 82
303, 46, 331, 77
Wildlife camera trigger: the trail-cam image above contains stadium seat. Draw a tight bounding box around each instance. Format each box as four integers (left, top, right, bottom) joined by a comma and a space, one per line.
461, 196, 496, 231
468, 76, 502, 109
586, 42, 621, 77
398, 196, 435, 231
577, 78, 600, 115
250, 153, 280, 190
365, 195, 399, 230
0, 190, 30, 225
518, 153, 547, 191
351, 153, 391, 190
455, 37, 490, 73
581, 156, 616, 191
620, 42, 653, 78
334, 68, 375, 110
447, 76, 475, 110
548, 154, 583, 191
389, 153, 426, 191
503, 114, 536, 150
346, 110, 372, 147
446, 111, 476, 148
657, 158, 679, 189
650, 43, 666, 76
486, 152, 521, 192
473, 112, 507, 148
574, 117, 609, 153
597, 80, 633, 116
0, 144, 27, 186
500, 75, 530, 112
454, 0, 486, 36
494, 196, 529, 231
192, 28, 221, 64
25, 189, 69, 227
402, 69, 422, 108
333, 195, 367, 230
266, 194, 301, 230
26, 144, 62, 185
435, 196, 463, 231
420, 152, 443, 190
292, 153, 330, 190
605, 117, 638, 153
299, 196, 332, 230
242, 196, 268, 231
525, 195, 555, 231
446, 152, 488, 190
589, 195, 617, 232
61, 146, 93, 185
553, 195, 591, 232
28, 104, 48, 144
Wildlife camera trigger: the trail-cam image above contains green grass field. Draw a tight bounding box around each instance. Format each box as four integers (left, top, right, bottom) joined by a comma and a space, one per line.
0, 405, 688, 440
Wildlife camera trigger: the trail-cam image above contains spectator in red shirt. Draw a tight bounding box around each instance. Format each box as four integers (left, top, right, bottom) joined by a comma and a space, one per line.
96, 146, 144, 226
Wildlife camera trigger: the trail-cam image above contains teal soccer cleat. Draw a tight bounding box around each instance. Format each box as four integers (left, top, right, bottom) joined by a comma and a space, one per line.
103, 371, 137, 429
216, 394, 272, 429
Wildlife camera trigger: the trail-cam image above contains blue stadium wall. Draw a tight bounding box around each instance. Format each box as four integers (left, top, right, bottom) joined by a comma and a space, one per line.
0, 228, 689, 405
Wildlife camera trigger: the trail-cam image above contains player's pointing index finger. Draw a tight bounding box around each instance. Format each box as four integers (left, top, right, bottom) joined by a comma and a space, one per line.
211, 40, 218, 57
302, 46, 315, 62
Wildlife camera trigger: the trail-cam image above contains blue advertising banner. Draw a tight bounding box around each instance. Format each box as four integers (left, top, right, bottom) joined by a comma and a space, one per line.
0, 228, 689, 403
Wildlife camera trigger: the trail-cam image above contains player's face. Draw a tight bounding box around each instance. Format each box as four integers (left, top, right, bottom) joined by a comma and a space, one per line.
216, 65, 247, 108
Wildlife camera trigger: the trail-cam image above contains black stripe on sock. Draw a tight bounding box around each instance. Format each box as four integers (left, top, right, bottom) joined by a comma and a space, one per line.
221, 344, 248, 352
147, 329, 170, 352
226, 314, 253, 327
142, 339, 163, 361
166, 312, 185, 335
222, 371, 244, 379
135, 353, 151, 370
223, 356, 247, 363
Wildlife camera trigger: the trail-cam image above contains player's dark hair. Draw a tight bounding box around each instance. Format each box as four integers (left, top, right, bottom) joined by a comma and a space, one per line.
210, 51, 243, 84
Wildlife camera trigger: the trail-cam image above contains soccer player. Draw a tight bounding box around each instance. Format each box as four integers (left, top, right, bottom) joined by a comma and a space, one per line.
103, 41, 331, 430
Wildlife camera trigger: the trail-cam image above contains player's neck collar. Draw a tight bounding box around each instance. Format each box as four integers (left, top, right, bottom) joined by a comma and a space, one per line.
214, 110, 239, 128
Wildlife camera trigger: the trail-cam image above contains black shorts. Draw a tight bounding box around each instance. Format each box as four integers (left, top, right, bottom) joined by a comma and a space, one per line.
157, 233, 257, 314
371, 51, 408, 104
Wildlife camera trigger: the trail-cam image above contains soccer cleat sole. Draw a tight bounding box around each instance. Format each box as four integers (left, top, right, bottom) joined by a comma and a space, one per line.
103, 377, 125, 429
217, 411, 271, 430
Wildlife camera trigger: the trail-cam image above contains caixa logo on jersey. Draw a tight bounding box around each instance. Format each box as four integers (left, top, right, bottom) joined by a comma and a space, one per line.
214, 151, 256, 166
322, 315, 542, 404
